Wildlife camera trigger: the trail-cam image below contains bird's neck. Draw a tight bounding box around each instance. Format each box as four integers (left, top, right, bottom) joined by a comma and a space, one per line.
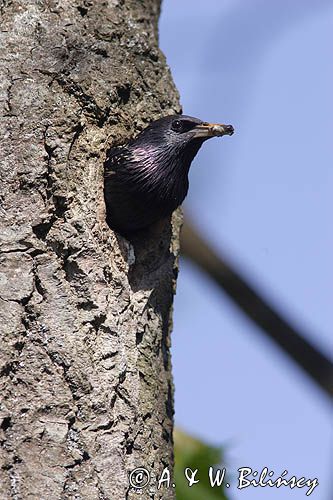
128, 139, 204, 208
178, 139, 205, 172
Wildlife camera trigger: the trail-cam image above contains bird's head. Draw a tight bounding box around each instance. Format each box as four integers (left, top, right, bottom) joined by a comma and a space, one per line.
130, 114, 234, 187
133, 114, 234, 158
122, 114, 233, 213
104, 114, 234, 232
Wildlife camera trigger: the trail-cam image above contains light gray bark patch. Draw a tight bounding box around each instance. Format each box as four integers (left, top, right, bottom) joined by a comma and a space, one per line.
0, 253, 34, 303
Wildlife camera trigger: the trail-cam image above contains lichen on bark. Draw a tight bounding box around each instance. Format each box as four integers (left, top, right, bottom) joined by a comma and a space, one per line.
0, 1, 180, 498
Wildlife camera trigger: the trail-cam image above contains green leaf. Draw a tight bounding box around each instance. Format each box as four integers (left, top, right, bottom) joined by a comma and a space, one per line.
174, 428, 229, 500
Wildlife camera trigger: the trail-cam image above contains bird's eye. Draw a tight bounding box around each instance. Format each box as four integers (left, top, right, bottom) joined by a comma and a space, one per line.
171, 119, 183, 133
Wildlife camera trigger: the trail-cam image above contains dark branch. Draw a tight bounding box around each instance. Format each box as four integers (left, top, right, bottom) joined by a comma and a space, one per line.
181, 219, 333, 398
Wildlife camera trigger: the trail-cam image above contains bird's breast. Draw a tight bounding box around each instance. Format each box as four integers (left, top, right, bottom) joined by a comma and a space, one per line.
104, 145, 190, 233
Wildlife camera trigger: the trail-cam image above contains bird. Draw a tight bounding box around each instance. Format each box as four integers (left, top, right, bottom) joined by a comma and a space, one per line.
104, 114, 234, 235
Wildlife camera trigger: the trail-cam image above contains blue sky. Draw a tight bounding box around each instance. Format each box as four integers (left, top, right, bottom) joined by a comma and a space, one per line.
159, 1, 332, 499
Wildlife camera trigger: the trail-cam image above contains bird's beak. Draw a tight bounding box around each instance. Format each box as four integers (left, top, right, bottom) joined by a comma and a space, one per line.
192, 122, 234, 139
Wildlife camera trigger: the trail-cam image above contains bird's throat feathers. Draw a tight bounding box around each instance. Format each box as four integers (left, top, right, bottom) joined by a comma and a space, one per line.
129, 139, 203, 196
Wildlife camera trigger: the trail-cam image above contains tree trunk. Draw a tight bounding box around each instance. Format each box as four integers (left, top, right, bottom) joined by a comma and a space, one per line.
0, 1, 180, 498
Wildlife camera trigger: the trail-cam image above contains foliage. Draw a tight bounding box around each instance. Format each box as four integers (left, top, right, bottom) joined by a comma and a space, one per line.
174, 428, 229, 500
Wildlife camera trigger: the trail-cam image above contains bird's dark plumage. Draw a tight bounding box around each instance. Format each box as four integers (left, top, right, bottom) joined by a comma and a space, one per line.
104, 114, 234, 235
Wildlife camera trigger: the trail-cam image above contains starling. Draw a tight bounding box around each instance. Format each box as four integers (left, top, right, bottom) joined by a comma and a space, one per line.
104, 114, 234, 235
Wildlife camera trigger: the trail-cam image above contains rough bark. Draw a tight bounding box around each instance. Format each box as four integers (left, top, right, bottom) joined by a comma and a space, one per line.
0, 1, 180, 498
